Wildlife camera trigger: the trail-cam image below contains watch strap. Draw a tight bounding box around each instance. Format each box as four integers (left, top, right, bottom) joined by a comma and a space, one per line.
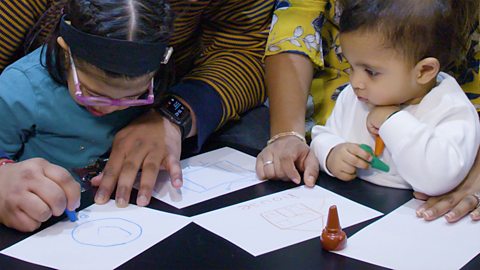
178, 112, 192, 140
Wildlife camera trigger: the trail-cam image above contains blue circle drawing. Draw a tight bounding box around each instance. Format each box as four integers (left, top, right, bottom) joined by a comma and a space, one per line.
71, 218, 142, 247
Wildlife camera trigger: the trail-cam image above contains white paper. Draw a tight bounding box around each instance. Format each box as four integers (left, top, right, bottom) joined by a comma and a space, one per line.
193, 185, 383, 256
1, 201, 191, 270
334, 199, 480, 270
138, 147, 262, 209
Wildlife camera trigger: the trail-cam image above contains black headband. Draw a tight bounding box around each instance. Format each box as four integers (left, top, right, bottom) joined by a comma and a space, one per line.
59, 15, 170, 76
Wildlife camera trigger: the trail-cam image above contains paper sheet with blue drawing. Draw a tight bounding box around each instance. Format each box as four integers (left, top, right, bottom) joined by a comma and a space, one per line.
193, 185, 383, 256
135, 147, 262, 209
0, 201, 191, 270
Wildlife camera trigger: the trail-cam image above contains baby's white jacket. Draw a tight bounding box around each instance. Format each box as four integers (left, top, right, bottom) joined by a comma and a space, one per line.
311, 72, 480, 196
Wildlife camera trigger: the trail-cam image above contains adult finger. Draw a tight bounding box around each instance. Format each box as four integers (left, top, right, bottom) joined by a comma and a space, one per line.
413, 191, 429, 200
279, 154, 301, 184
419, 197, 460, 221
255, 152, 267, 180
94, 146, 126, 204
262, 153, 276, 180
303, 151, 319, 187
90, 172, 103, 187
163, 155, 183, 189
470, 208, 480, 221
415, 198, 439, 218
136, 153, 162, 206
43, 164, 81, 214
414, 191, 435, 218
444, 195, 479, 223
114, 144, 148, 207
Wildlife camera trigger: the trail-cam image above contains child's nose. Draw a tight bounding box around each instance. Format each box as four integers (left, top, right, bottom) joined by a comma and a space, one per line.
350, 74, 365, 91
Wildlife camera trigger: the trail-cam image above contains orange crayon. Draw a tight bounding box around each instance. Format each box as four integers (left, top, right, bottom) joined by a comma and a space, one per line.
374, 135, 385, 156
320, 205, 347, 251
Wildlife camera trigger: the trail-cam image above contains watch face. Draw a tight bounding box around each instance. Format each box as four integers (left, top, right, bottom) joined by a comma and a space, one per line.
165, 97, 189, 120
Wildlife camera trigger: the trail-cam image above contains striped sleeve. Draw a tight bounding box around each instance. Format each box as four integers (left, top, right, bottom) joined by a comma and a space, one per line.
0, 0, 48, 72
179, 0, 274, 128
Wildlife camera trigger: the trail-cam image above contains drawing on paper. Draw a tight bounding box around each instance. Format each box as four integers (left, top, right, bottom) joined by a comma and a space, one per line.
261, 203, 325, 232
178, 160, 257, 194
71, 218, 142, 247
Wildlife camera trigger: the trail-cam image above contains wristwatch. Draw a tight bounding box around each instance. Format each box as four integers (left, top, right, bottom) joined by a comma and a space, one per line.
156, 95, 192, 140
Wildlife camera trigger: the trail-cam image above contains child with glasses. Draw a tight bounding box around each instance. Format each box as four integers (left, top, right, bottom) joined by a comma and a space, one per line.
311, 0, 480, 195
0, 0, 174, 232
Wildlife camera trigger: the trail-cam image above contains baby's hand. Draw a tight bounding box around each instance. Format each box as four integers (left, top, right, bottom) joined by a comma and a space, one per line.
0, 158, 80, 232
326, 143, 372, 181
366, 106, 400, 135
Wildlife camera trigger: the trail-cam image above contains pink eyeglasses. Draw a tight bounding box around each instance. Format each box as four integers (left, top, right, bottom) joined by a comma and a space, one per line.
69, 51, 154, 107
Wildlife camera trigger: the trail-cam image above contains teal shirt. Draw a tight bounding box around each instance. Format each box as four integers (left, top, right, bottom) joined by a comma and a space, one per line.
0, 48, 146, 169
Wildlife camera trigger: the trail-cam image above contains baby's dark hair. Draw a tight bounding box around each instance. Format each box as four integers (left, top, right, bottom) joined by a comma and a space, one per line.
338, 0, 479, 70
40, 0, 174, 84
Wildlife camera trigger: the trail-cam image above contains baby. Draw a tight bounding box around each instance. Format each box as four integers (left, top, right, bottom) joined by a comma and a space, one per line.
311, 0, 480, 195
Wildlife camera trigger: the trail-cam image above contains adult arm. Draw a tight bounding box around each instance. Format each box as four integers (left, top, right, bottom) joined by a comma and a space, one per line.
256, 0, 331, 186
94, 0, 274, 207
256, 53, 317, 185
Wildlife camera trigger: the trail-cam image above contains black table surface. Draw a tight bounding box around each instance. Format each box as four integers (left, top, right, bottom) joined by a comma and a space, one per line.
0, 143, 478, 269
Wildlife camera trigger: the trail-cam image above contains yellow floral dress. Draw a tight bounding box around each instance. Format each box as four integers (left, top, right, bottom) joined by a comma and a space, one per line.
265, 0, 480, 132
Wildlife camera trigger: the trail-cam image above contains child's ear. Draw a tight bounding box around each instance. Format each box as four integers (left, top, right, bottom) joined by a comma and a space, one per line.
56, 37, 69, 51
414, 57, 440, 84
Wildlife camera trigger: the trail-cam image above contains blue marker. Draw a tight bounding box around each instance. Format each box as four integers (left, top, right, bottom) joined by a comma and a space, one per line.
65, 209, 78, 222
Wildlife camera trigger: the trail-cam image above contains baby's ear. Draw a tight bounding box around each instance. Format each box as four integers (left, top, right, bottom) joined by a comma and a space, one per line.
414, 57, 440, 85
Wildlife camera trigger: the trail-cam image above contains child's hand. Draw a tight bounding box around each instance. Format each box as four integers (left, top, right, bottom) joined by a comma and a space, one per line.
366, 106, 400, 135
326, 143, 372, 181
0, 158, 81, 232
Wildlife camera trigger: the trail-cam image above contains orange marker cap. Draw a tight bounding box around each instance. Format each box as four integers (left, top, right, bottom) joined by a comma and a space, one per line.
374, 135, 385, 156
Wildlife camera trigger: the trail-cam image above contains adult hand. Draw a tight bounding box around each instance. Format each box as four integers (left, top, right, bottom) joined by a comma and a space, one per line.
415, 148, 480, 222
366, 105, 400, 135
326, 143, 371, 181
0, 158, 81, 232
91, 110, 183, 208
256, 136, 319, 187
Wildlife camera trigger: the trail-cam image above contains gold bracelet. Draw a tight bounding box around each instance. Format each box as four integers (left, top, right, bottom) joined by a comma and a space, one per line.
267, 131, 306, 145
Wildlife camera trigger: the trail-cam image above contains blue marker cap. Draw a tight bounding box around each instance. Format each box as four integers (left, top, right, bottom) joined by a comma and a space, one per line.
65, 209, 78, 222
